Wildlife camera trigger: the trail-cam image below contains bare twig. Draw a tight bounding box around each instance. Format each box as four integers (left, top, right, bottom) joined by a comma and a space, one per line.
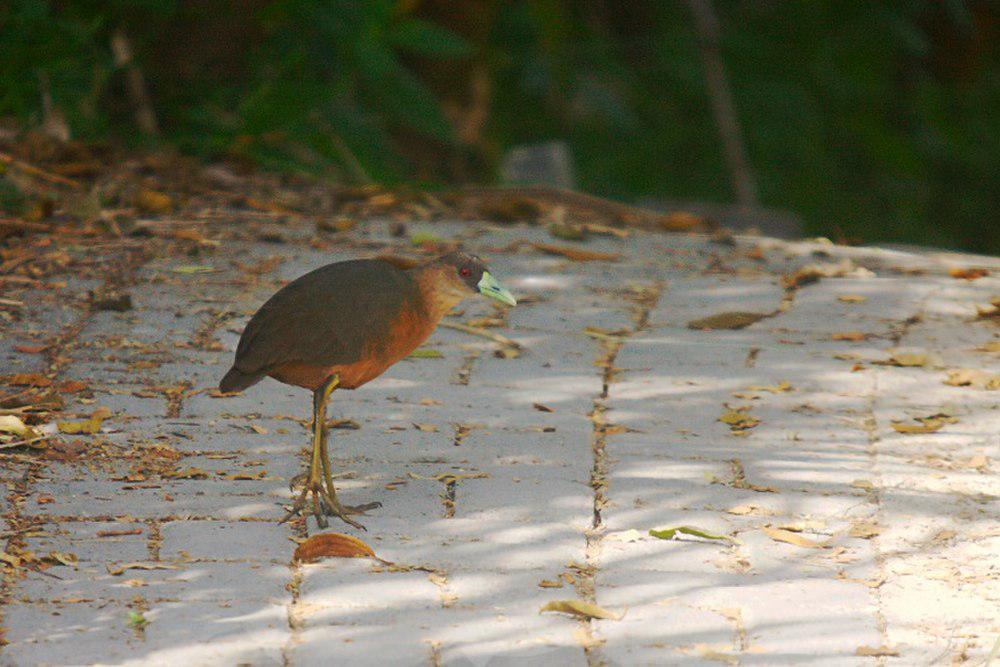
0, 152, 81, 189
440, 321, 524, 350
687, 0, 758, 206
111, 29, 160, 137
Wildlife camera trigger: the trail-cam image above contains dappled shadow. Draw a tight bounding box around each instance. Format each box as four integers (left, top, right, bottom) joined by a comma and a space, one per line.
3, 222, 997, 665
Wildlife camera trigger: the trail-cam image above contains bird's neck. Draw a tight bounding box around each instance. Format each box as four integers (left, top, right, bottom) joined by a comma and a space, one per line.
412, 265, 467, 322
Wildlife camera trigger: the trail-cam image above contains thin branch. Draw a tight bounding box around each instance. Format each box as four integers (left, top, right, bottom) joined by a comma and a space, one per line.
440, 321, 524, 350
687, 0, 758, 207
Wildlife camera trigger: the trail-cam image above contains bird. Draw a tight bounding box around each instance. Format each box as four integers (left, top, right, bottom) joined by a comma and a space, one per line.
219, 251, 516, 529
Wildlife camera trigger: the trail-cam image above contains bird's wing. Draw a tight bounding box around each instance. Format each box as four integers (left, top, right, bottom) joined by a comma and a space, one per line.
233, 259, 417, 375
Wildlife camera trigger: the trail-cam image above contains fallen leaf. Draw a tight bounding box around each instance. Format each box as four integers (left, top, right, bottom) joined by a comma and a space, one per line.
135, 188, 173, 214
762, 527, 826, 548
539, 599, 623, 620
855, 645, 900, 657
127, 611, 149, 629
948, 267, 989, 281
57, 408, 111, 435
943, 368, 1000, 390
107, 562, 179, 576
849, 520, 881, 539
891, 417, 948, 434
44, 551, 78, 566
412, 423, 439, 433
293, 533, 375, 562
58, 380, 88, 393
163, 466, 210, 480
837, 295, 868, 303
531, 242, 620, 262
874, 351, 942, 368
718, 408, 760, 432
744, 381, 793, 393
316, 217, 357, 233
832, 331, 869, 341
6, 373, 52, 387
724, 503, 773, 516
538, 579, 564, 588
649, 526, 735, 544
660, 211, 706, 231
0, 415, 37, 439
13, 343, 47, 354
688, 312, 769, 330
533, 402, 554, 412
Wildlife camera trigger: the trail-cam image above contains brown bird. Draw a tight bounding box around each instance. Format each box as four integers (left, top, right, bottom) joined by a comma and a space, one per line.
220, 252, 516, 529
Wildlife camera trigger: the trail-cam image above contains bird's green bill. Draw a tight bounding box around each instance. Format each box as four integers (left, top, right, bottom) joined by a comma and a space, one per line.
478, 271, 517, 306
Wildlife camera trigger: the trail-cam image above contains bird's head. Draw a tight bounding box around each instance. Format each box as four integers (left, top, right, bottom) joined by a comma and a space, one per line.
434, 252, 517, 306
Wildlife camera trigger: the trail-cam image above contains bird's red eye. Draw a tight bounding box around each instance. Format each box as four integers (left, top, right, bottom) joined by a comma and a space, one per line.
459, 267, 471, 277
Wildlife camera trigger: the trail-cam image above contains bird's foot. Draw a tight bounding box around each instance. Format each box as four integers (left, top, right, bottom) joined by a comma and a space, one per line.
321, 498, 381, 518
279, 482, 332, 529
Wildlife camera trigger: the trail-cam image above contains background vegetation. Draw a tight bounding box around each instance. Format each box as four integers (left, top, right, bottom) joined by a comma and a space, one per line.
1, 0, 997, 253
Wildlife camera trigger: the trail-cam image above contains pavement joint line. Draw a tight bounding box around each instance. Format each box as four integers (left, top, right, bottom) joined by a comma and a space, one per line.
580, 280, 663, 665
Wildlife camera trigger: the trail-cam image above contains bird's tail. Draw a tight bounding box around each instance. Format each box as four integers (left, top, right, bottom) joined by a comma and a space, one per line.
219, 366, 262, 393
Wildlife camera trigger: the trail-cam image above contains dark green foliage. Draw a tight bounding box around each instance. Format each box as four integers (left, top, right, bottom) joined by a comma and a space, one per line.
0, 0, 996, 253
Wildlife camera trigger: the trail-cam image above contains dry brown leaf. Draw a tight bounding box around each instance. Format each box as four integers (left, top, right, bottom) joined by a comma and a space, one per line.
6, 373, 52, 387
107, 562, 179, 576
762, 527, 826, 548
538, 579, 564, 588
689, 311, 769, 330
540, 599, 622, 620
412, 423, 439, 433
849, 520, 881, 539
135, 188, 173, 214
948, 267, 990, 281
164, 466, 209, 480
660, 211, 706, 231
855, 645, 900, 657
531, 242, 620, 262
718, 408, 760, 432
293, 533, 375, 562
943, 368, 1000, 390
874, 351, 941, 368
832, 331, 869, 341
532, 402, 554, 412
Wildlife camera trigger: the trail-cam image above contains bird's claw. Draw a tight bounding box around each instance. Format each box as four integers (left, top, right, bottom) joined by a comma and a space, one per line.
279, 484, 380, 531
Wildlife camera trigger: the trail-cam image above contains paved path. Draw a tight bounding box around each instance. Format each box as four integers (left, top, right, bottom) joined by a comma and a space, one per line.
1, 218, 998, 665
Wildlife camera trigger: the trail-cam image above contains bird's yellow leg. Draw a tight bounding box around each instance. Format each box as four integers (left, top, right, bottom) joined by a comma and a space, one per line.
314, 377, 381, 529
281, 374, 339, 529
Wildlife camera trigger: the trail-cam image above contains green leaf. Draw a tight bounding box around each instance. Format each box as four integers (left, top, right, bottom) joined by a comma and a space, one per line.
388, 18, 471, 58
127, 611, 148, 629
649, 526, 735, 543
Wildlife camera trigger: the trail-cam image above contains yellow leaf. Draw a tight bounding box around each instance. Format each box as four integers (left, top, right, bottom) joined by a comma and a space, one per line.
944, 368, 1000, 390
744, 381, 793, 393
540, 599, 623, 620
762, 527, 826, 548
837, 295, 868, 303
855, 646, 900, 657
849, 521, 881, 539
538, 579, 564, 588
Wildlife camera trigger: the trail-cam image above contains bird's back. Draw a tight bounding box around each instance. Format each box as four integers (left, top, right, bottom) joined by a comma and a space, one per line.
220, 258, 422, 392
